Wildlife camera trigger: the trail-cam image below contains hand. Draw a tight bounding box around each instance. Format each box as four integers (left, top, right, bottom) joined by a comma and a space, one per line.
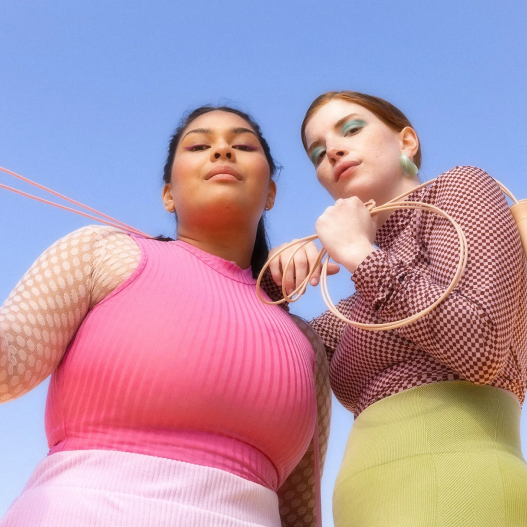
268, 240, 341, 294
315, 197, 377, 273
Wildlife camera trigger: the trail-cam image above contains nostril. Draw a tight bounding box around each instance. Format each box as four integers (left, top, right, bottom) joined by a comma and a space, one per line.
226, 152, 232, 159
214, 152, 220, 159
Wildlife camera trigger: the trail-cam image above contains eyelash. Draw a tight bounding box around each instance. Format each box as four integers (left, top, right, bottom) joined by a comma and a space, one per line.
312, 121, 365, 165
312, 148, 326, 166
343, 126, 361, 135
184, 144, 259, 152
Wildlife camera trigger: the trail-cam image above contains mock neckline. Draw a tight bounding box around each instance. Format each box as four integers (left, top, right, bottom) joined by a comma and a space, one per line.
174, 240, 256, 285
374, 186, 427, 248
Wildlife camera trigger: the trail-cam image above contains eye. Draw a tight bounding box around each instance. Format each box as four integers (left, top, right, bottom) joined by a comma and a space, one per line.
184, 144, 210, 151
311, 146, 326, 166
233, 144, 259, 152
342, 119, 366, 136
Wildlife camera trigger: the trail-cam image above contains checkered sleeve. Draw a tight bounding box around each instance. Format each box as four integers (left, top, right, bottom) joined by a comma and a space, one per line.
310, 296, 357, 363
259, 268, 290, 312
352, 166, 523, 384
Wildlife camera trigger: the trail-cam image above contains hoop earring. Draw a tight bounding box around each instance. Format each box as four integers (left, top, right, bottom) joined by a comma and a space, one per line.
400, 152, 419, 177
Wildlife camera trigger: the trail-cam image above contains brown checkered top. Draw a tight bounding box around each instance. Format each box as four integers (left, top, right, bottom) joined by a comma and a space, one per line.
263, 166, 527, 417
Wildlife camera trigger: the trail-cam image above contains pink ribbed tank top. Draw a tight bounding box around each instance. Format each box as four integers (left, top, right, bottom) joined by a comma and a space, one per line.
44, 238, 316, 491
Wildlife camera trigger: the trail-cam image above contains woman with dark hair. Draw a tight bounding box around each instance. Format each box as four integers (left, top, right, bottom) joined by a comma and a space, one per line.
268, 91, 527, 526
0, 106, 330, 527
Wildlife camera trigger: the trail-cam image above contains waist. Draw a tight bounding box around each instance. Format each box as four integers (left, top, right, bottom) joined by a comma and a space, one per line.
49, 428, 281, 490
342, 381, 524, 476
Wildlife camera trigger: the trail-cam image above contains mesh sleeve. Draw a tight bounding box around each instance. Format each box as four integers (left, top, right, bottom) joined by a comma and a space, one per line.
0, 225, 140, 402
277, 315, 331, 527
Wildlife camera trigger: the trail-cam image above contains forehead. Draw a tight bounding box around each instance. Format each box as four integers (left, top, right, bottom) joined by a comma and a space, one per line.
304, 99, 378, 143
184, 110, 254, 133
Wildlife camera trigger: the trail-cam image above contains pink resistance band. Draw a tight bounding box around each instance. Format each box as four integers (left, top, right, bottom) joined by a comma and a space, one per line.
0, 165, 323, 526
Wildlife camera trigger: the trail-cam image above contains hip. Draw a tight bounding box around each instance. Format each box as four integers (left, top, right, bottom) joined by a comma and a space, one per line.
0, 449, 281, 527
334, 381, 527, 527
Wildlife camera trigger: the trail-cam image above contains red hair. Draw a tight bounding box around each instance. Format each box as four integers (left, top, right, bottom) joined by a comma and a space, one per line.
301, 91, 421, 168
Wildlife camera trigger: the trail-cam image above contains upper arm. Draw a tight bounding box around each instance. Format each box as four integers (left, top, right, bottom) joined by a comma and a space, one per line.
358, 167, 523, 381
0, 225, 140, 402
430, 167, 522, 333
277, 316, 331, 527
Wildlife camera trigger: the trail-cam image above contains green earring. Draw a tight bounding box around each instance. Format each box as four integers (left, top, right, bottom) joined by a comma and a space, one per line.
400, 152, 419, 177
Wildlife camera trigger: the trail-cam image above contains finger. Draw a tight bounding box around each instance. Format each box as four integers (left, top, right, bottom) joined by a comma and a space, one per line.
282, 248, 297, 295
303, 242, 322, 286
327, 263, 341, 276
293, 249, 309, 291
268, 251, 283, 286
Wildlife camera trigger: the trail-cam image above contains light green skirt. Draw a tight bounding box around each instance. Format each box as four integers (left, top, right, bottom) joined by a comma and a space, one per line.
333, 381, 527, 527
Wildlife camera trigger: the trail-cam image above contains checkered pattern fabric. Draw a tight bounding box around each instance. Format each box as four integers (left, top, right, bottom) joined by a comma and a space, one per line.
266, 166, 527, 417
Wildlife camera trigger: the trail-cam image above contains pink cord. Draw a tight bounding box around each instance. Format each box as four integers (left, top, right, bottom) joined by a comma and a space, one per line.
0, 166, 151, 238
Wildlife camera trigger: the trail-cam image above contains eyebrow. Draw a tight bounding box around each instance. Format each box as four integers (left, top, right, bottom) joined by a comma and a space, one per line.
307, 113, 363, 154
183, 127, 256, 139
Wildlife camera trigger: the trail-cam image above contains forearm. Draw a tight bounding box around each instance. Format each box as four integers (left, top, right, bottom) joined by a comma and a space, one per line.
353, 249, 504, 381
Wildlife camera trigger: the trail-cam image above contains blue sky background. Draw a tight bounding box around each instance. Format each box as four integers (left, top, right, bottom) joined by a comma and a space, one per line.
1, 1, 527, 525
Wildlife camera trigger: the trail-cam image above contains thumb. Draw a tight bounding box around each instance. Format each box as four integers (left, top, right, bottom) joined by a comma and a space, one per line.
327, 263, 340, 276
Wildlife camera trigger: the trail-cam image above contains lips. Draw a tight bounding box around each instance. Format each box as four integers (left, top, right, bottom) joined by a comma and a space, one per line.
205, 166, 242, 181
334, 160, 361, 182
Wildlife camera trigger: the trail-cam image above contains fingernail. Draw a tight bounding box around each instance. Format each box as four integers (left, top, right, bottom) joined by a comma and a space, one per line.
311, 277, 319, 286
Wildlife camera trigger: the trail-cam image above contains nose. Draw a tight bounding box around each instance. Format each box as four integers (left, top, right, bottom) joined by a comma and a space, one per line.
326, 145, 349, 166
212, 142, 234, 161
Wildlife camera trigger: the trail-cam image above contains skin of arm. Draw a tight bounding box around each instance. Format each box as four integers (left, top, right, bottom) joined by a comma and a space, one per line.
0, 226, 139, 402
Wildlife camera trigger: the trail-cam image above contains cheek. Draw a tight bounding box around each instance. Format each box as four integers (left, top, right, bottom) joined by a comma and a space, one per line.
244, 156, 272, 196
247, 155, 271, 181
171, 155, 196, 183
316, 165, 338, 197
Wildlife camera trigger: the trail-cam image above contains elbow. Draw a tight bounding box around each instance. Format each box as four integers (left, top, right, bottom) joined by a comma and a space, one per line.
0, 339, 25, 404
460, 339, 508, 386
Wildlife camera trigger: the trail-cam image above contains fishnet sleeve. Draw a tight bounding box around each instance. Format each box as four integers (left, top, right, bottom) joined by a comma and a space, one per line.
277, 315, 331, 527
352, 166, 523, 384
0, 225, 140, 402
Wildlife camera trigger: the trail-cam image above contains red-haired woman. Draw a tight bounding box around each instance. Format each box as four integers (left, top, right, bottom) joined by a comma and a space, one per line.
269, 91, 527, 526
0, 106, 330, 527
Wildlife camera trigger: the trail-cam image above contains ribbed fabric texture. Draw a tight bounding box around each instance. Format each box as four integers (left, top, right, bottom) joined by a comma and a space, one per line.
44, 238, 316, 491
333, 381, 527, 527
0, 450, 281, 527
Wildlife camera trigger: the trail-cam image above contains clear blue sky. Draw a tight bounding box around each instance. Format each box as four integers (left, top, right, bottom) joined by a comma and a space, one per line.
1, 1, 527, 525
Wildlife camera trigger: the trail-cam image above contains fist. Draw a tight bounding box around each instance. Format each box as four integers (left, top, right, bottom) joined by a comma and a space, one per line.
315, 196, 377, 272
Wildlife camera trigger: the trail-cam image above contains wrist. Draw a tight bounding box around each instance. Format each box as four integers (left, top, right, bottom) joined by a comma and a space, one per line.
334, 242, 376, 273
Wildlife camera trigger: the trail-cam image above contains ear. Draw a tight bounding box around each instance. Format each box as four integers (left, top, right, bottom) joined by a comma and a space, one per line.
162, 183, 175, 213
399, 127, 419, 159
265, 180, 277, 210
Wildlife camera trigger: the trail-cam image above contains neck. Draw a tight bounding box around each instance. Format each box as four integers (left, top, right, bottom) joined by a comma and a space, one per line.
376, 176, 421, 227
176, 223, 257, 270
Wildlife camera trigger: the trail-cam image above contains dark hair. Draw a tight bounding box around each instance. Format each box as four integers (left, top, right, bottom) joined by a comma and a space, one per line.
159, 105, 277, 278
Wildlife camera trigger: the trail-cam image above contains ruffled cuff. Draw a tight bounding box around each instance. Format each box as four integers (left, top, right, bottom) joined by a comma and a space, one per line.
352, 250, 410, 312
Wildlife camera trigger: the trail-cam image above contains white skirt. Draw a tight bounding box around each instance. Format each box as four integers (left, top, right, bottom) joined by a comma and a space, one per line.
0, 450, 281, 527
